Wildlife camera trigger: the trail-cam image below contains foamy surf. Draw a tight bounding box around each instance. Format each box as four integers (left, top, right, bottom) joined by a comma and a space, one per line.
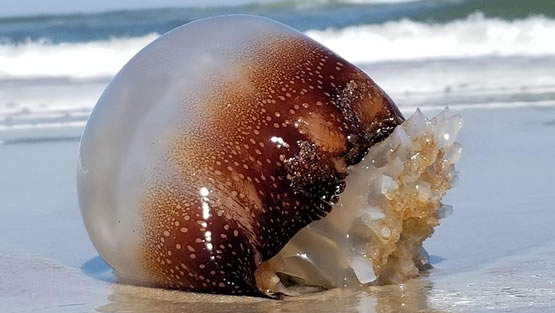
1, 11, 554, 144
0, 34, 159, 79
1, 14, 555, 79
307, 13, 555, 63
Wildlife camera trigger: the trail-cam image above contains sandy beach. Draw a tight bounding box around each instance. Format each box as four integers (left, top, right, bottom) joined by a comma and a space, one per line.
1, 101, 554, 312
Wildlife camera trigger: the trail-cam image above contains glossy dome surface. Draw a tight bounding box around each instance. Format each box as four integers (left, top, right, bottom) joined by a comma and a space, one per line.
77, 15, 402, 295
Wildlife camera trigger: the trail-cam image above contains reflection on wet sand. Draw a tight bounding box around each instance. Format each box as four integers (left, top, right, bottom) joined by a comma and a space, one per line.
97, 279, 446, 313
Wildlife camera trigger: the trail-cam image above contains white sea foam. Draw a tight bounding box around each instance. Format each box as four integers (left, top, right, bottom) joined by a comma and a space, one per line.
0, 34, 159, 79
0, 14, 554, 79
307, 13, 555, 63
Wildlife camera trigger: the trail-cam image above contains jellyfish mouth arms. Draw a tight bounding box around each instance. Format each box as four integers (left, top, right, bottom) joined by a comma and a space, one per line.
254, 109, 463, 297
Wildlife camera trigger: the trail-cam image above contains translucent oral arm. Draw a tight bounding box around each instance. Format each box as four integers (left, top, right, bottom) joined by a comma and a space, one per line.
256, 109, 463, 295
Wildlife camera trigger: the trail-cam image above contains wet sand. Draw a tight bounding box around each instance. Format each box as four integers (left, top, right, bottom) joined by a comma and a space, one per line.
1, 105, 554, 312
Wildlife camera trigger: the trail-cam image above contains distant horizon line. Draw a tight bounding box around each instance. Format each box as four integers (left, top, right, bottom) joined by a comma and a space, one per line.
0, 5, 232, 20
0, 0, 277, 19
0, 0, 423, 19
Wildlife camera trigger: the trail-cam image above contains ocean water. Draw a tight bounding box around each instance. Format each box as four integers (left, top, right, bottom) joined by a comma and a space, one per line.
0, 0, 554, 141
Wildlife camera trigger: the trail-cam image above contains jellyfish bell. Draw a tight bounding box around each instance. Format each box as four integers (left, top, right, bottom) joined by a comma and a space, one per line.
77, 15, 461, 297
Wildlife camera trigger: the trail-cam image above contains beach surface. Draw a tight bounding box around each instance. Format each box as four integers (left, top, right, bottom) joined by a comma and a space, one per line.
1, 100, 554, 312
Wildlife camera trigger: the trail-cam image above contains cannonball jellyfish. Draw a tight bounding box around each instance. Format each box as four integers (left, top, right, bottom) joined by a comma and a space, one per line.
77, 14, 462, 297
